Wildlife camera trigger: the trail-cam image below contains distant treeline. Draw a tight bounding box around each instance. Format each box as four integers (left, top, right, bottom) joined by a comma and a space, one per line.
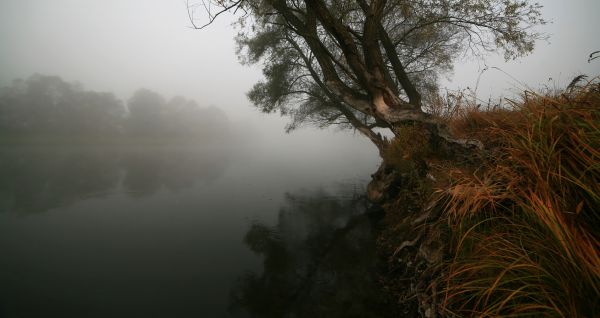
0, 74, 230, 142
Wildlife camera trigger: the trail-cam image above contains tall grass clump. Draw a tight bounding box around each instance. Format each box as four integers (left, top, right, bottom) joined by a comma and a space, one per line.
440, 80, 600, 317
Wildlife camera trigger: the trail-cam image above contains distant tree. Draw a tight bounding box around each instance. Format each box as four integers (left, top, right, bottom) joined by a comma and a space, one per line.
165, 96, 201, 137
0, 74, 125, 138
0, 75, 233, 142
125, 90, 231, 140
189, 0, 545, 153
125, 88, 168, 137
164, 96, 226, 138
61, 91, 125, 136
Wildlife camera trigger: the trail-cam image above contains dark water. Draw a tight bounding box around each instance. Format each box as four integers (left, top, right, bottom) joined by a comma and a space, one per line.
0, 141, 390, 317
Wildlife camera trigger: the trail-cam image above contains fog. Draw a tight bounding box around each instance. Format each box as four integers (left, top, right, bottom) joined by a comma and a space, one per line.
1, 1, 599, 121
442, 0, 600, 100
0, 0, 598, 316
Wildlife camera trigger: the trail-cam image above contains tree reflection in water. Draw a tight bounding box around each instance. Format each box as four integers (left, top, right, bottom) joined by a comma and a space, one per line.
0, 145, 230, 214
230, 187, 398, 317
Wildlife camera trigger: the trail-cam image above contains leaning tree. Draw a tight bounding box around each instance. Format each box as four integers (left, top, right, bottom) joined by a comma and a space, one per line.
188, 0, 544, 153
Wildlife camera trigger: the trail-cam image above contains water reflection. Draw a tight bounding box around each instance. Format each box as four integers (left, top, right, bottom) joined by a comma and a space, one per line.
0, 145, 230, 214
230, 187, 397, 317
120, 146, 229, 197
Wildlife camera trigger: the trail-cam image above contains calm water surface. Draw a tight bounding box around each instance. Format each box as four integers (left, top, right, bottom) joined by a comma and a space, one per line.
0, 139, 391, 317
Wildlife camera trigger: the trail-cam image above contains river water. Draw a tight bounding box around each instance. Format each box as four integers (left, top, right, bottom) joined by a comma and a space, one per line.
0, 132, 393, 317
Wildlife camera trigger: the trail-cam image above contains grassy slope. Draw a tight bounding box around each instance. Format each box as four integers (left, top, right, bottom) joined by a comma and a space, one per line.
380, 80, 599, 317
440, 81, 600, 317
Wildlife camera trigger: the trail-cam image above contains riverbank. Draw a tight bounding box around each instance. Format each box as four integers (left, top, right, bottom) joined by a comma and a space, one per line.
373, 80, 600, 317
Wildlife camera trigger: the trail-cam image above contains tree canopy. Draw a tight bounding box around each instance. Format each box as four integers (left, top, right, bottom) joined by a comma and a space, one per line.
0, 74, 231, 142
0, 75, 124, 137
189, 0, 545, 151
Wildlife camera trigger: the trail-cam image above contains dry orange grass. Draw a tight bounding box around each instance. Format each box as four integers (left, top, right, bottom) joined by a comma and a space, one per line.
439, 80, 600, 317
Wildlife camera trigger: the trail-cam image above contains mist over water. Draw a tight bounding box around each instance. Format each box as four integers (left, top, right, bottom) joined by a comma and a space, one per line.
2, 0, 596, 316
0, 72, 382, 316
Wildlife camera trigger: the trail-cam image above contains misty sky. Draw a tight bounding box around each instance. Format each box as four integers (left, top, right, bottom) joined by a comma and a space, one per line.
1, 0, 599, 123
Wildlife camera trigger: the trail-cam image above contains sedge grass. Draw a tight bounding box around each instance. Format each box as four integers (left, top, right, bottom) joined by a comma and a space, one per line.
439, 80, 600, 317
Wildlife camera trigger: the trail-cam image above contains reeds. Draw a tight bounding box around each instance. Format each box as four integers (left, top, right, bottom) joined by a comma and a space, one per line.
439, 80, 600, 317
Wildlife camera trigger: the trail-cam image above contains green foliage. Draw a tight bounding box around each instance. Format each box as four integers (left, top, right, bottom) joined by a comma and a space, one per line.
227, 0, 546, 134
247, 54, 295, 114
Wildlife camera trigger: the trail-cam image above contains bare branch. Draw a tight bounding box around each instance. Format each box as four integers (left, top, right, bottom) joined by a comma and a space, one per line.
187, 0, 244, 30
